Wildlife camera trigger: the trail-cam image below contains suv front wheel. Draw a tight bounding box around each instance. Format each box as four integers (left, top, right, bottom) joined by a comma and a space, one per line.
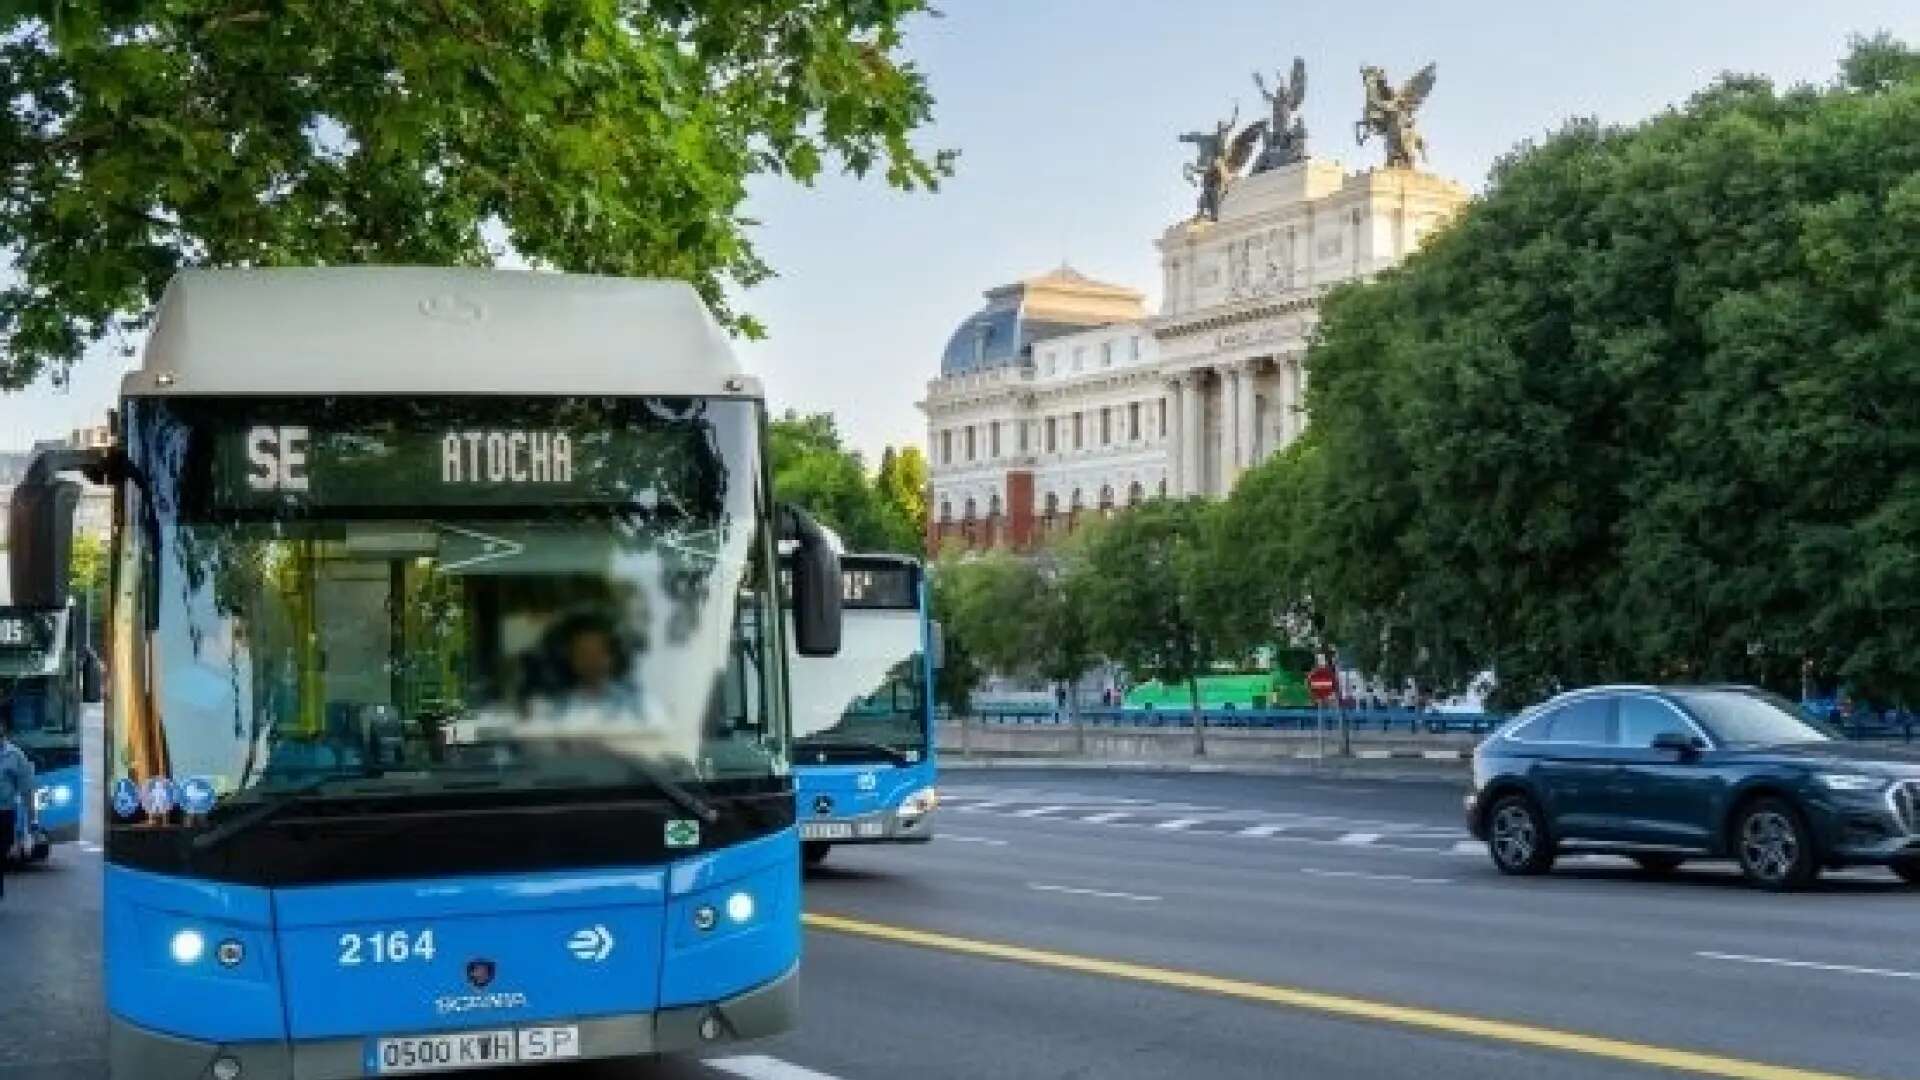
1733, 798, 1819, 891
1487, 794, 1555, 876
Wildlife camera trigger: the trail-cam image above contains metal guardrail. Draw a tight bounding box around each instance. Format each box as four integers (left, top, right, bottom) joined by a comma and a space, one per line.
942, 705, 1919, 742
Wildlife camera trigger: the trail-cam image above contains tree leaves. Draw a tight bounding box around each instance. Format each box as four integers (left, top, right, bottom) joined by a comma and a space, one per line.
0, 0, 954, 385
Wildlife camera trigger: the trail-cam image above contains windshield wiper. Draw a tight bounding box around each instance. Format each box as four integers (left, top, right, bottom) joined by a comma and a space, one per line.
794, 737, 914, 766
615, 755, 718, 825
190, 774, 357, 853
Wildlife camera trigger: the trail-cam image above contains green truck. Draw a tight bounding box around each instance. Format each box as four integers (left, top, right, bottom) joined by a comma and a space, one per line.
1122, 669, 1312, 710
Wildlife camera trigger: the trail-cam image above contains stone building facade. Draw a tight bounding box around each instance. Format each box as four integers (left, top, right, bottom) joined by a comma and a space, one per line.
923, 158, 1467, 551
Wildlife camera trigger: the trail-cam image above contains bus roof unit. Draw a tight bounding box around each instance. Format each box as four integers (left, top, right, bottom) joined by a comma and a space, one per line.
129, 267, 757, 399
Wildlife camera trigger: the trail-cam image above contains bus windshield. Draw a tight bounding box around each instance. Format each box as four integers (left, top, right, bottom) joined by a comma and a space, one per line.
114, 395, 786, 822
790, 561, 927, 762
0, 608, 80, 773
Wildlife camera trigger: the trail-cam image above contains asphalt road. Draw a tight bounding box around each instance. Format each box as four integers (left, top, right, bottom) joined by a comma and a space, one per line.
4, 766, 1916, 1079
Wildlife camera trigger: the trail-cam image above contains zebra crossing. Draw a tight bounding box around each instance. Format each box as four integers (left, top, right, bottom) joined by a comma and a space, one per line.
940, 786, 1480, 856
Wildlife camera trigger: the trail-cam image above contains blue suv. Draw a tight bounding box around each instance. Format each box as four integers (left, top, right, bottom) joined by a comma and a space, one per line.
1466, 685, 1920, 890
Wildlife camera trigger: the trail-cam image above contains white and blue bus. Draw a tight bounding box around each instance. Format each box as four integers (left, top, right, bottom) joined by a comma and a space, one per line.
789, 554, 938, 866
8, 267, 844, 1078
2, 599, 98, 861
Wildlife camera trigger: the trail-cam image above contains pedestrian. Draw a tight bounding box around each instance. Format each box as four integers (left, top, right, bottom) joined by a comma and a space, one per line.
0, 716, 38, 901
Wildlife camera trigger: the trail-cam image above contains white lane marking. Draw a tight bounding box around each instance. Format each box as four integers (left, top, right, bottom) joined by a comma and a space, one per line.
1081, 811, 1131, 823
1028, 882, 1162, 903
77, 842, 103, 853
957, 801, 1007, 812
1155, 818, 1204, 830
1336, 832, 1383, 844
1239, 824, 1289, 837
707, 1054, 849, 1080
1357, 749, 1394, 759
1452, 840, 1484, 855
1695, 951, 1920, 981
1301, 868, 1453, 885
940, 834, 1009, 846
1012, 805, 1070, 818
1423, 749, 1464, 760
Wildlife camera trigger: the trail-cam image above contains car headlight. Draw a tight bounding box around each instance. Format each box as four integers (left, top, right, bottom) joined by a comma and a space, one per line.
1815, 773, 1887, 792
898, 787, 939, 819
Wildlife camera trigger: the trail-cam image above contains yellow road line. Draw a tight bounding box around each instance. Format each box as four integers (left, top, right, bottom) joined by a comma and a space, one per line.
803, 912, 1861, 1080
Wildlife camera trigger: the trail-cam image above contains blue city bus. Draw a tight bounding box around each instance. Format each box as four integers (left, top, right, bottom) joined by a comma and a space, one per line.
3, 600, 97, 862
8, 268, 844, 1078
788, 554, 938, 867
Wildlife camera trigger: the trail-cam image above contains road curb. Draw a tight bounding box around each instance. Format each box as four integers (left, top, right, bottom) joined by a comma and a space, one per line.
937, 755, 1470, 784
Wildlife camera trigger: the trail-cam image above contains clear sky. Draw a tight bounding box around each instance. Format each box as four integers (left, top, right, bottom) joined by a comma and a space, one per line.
2, 1, 1915, 460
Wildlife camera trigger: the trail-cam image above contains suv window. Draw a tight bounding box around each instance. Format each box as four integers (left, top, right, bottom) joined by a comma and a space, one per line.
1617, 695, 1691, 748
1508, 697, 1613, 744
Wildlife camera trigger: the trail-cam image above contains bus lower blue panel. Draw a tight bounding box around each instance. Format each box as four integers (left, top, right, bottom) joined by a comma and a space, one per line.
104, 866, 286, 1043
794, 761, 934, 821
34, 764, 82, 840
660, 827, 800, 1008
272, 866, 669, 1040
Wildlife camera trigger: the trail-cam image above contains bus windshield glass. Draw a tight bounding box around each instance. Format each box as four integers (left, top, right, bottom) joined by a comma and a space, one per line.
0, 608, 79, 773
790, 562, 926, 762
115, 395, 785, 820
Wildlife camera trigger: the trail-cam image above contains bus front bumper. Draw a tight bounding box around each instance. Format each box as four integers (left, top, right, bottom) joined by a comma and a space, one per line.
109, 961, 798, 1079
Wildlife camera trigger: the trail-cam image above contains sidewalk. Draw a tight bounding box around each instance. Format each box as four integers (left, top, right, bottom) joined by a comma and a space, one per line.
935, 721, 1477, 783
938, 753, 1471, 784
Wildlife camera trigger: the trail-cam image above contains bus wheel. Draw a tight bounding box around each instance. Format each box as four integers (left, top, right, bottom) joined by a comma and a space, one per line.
802, 842, 831, 868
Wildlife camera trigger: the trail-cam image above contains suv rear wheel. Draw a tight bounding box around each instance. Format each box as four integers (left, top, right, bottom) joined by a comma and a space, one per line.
802, 841, 832, 868
1733, 798, 1819, 891
1487, 794, 1555, 876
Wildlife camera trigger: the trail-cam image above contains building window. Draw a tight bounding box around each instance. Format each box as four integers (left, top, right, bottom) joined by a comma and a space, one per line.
1101, 341, 1113, 367
1099, 484, 1115, 518
1157, 478, 1167, 498
940, 499, 953, 523
1100, 407, 1111, 446
1158, 398, 1168, 438
1045, 417, 1057, 454
989, 492, 1003, 518
1131, 336, 1141, 362
1069, 488, 1085, 530
963, 497, 977, 522
1128, 481, 1145, 505
965, 426, 976, 461
941, 430, 952, 464
1073, 346, 1086, 372
1019, 421, 1029, 454
1043, 492, 1060, 534
990, 422, 1001, 458
1129, 402, 1141, 441
1045, 351, 1057, 376
1073, 412, 1084, 450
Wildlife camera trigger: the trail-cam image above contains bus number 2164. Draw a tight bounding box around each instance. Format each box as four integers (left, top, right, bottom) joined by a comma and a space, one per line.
339, 929, 437, 966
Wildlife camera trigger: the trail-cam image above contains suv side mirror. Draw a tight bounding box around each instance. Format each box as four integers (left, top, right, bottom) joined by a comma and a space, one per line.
1651, 731, 1703, 755
780, 505, 842, 658
8, 474, 81, 610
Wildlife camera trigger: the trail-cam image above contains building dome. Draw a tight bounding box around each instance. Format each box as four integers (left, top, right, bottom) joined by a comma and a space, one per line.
940, 265, 1145, 377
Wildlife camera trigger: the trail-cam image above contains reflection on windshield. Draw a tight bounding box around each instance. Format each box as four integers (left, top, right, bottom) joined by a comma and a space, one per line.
1673, 690, 1835, 746
112, 396, 787, 821
789, 608, 926, 759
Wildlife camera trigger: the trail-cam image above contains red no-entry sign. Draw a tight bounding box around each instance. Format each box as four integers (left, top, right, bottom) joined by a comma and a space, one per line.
1307, 666, 1337, 701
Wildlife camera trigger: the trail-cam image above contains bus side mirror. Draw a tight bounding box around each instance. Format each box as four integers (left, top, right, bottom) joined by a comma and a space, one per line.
81, 648, 104, 705
8, 474, 81, 610
929, 621, 946, 672
780, 505, 842, 658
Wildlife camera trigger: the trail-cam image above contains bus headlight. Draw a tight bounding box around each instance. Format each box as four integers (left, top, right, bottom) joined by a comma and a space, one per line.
898, 787, 938, 820
51, 784, 72, 807
170, 929, 207, 965
725, 891, 755, 924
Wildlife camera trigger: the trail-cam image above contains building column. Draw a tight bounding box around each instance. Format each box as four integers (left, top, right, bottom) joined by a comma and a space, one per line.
1236, 358, 1260, 475
1181, 370, 1205, 496
1220, 365, 1244, 492
1164, 377, 1185, 497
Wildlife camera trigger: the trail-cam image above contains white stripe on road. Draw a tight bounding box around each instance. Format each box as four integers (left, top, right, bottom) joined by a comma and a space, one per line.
1028, 882, 1162, 903
1423, 749, 1463, 760
1357, 749, 1394, 759
1155, 818, 1205, 830
1300, 868, 1453, 885
1452, 840, 1484, 855
1336, 832, 1383, 845
1238, 824, 1289, 837
1012, 805, 1070, 817
940, 834, 1009, 846
1081, 811, 1131, 823
1695, 951, 1920, 981
706, 1054, 848, 1080
956, 801, 1007, 812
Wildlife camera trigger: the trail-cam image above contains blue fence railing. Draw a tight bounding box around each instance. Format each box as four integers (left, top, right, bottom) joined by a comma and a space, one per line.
942, 705, 1920, 742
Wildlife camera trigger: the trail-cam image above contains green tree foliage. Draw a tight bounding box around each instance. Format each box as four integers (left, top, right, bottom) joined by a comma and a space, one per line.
926, 551, 982, 711
1298, 35, 1920, 707
874, 445, 929, 547
0, 0, 955, 385
934, 545, 1095, 700
767, 411, 920, 555
1072, 500, 1217, 724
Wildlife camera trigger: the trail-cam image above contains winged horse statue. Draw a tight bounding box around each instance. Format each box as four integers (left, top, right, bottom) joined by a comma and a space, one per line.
1180, 106, 1268, 221
1356, 63, 1437, 168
